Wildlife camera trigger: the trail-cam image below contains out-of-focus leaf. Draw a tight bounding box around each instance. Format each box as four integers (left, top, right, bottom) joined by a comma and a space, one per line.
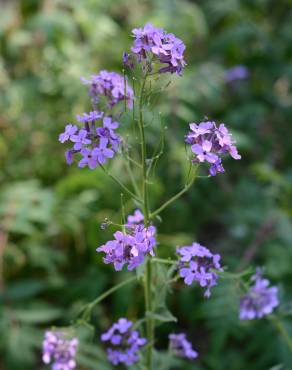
0, 279, 47, 303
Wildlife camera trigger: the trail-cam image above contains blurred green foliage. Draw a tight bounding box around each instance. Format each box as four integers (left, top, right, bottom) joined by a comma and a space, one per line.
1, 0, 292, 369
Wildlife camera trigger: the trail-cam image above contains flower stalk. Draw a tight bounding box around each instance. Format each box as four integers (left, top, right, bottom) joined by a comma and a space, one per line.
137, 71, 154, 370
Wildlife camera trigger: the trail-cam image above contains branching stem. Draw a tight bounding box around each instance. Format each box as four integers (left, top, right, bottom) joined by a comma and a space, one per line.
100, 165, 142, 203
81, 276, 136, 320
150, 166, 199, 220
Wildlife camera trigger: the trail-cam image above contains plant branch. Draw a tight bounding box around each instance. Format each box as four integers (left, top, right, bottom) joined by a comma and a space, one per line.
137, 71, 154, 370
152, 258, 177, 265
150, 166, 198, 219
270, 317, 292, 352
100, 165, 142, 203
81, 276, 137, 320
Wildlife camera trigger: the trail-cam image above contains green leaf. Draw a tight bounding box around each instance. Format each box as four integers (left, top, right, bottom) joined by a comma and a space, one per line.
11, 307, 63, 323
0, 280, 47, 303
147, 307, 177, 323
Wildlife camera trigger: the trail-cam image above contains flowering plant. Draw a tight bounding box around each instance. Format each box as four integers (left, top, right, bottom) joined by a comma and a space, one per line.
42, 23, 285, 370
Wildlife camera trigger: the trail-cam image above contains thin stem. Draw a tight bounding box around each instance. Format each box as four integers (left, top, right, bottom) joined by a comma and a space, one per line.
81, 276, 136, 320
124, 156, 141, 198
120, 193, 126, 232
216, 268, 254, 280
137, 72, 154, 370
125, 154, 142, 168
123, 68, 127, 112
152, 258, 177, 265
138, 75, 150, 222
100, 165, 142, 203
150, 166, 199, 219
270, 317, 292, 352
147, 114, 165, 178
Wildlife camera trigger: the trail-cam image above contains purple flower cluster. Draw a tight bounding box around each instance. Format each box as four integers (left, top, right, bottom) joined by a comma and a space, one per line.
97, 210, 156, 271
129, 23, 186, 75
42, 331, 78, 370
224, 65, 249, 83
177, 242, 223, 298
81, 70, 133, 108
185, 121, 241, 176
169, 333, 198, 360
239, 269, 279, 320
101, 318, 146, 366
59, 113, 120, 169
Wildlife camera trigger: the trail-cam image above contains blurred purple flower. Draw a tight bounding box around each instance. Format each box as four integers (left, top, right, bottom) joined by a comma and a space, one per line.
81, 70, 133, 108
240, 269, 279, 320
76, 110, 103, 123
65, 150, 74, 165
224, 65, 249, 82
59, 124, 78, 143
101, 318, 146, 366
123, 51, 135, 69
177, 242, 223, 297
42, 331, 78, 370
169, 333, 198, 360
127, 209, 144, 225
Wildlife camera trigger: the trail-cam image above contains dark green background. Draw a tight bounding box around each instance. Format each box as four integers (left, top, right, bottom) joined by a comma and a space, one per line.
1, 0, 292, 369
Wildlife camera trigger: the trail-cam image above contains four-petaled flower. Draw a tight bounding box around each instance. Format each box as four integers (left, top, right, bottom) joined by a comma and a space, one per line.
59, 124, 78, 143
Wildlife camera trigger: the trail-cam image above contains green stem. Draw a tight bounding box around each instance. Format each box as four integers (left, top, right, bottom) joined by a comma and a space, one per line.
152, 258, 177, 265
270, 317, 292, 352
100, 165, 142, 203
150, 166, 198, 219
81, 276, 136, 320
137, 72, 154, 370
124, 157, 141, 198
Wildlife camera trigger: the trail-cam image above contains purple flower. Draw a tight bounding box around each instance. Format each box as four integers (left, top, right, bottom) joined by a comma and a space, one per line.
191, 140, 218, 164
59, 124, 78, 143
209, 159, 225, 176
169, 333, 198, 360
76, 110, 103, 123
176, 242, 223, 297
127, 209, 144, 225
78, 148, 98, 169
42, 331, 78, 370
101, 318, 146, 366
59, 112, 121, 168
96, 116, 120, 152
123, 52, 135, 69
239, 269, 279, 320
224, 65, 249, 83
185, 120, 241, 176
81, 70, 133, 109
129, 23, 186, 75
71, 129, 91, 151
96, 212, 156, 271
92, 138, 114, 165
65, 150, 74, 165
